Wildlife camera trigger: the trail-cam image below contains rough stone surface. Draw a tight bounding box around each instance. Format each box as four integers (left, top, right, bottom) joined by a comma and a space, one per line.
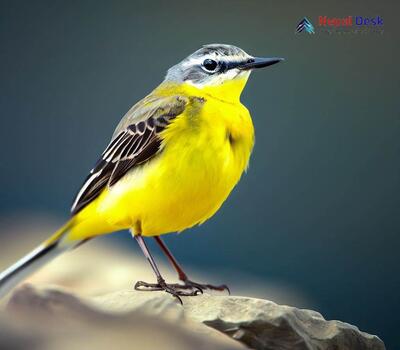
2, 285, 385, 350
4, 285, 243, 350
93, 290, 385, 350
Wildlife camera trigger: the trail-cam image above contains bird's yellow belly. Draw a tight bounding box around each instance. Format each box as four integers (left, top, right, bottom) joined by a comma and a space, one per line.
69, 98, 254, 240
98, 131, 248, 236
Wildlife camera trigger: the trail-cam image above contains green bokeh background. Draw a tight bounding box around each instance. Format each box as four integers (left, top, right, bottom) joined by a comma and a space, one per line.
1, 0, 398, 347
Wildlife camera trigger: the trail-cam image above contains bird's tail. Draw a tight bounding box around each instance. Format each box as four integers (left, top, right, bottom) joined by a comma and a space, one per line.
0, 220, 85, 299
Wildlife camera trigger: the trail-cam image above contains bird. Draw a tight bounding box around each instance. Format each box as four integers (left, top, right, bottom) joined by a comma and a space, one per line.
0, 44, 283, 302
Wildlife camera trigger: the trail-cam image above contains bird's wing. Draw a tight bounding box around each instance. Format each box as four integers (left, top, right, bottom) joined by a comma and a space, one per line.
71, 95, 189, 215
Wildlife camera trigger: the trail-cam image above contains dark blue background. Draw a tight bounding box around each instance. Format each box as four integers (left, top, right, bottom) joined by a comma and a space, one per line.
0, 1, 398, 347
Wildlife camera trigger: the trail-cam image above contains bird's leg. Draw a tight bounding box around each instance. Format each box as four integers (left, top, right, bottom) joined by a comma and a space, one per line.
154, 236, 230, 294
133, 235, 199, 303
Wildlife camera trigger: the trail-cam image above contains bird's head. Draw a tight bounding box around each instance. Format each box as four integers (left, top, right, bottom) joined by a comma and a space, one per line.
164, 44, 283, 100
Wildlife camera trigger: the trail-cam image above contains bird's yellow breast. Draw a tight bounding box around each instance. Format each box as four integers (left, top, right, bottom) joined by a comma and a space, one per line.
69, 80, 254, 239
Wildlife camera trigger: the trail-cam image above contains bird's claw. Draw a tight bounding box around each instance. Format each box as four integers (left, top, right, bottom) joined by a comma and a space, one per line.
181, 279, 231, 295
134, 278, 230, 304
134, 280, 200, 304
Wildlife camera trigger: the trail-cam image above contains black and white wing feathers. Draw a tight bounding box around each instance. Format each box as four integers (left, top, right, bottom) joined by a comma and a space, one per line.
71, 95, 189, 215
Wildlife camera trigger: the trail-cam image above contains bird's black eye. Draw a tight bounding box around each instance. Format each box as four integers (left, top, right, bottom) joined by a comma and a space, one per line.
202, 59, 218, 72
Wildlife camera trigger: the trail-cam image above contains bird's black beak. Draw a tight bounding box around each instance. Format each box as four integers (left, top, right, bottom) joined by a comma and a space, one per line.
238, 57, 284, 70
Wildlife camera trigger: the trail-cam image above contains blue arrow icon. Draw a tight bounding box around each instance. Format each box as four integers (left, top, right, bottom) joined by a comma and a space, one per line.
296, 17, 315, 34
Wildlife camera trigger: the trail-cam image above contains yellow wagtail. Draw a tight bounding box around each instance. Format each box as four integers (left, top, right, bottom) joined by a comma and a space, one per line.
0, 44, 283, 301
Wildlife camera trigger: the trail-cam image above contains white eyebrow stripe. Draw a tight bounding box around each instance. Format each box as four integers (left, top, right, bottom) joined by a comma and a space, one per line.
183, 53, 250, 68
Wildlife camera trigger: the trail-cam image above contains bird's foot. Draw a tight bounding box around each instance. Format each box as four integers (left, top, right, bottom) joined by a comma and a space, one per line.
179, 278, 230, 295
134, 279, 200, 304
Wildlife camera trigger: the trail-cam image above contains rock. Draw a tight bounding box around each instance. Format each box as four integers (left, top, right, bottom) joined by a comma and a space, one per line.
3, 285, 385, 350
4, 285, 244, 350
93, 290, 385, 350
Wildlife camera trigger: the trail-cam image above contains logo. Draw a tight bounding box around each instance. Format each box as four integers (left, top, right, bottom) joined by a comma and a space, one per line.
318, 15, 383, 27
296, 16, 384, 35
319, 16, 383, 34
296, 17, 315, 34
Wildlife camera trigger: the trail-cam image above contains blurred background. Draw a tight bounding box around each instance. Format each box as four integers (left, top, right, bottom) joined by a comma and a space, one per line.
0, 0, 398, 348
